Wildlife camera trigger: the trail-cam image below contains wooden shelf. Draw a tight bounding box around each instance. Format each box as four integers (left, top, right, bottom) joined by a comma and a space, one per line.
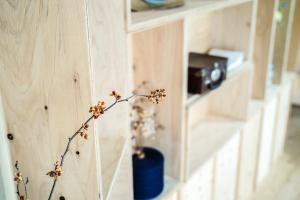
188, 115, 244, 177
128, 0, 254, 32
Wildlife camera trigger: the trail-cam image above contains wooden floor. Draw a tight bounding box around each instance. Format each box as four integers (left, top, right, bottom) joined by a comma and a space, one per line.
250, 106, 300, 200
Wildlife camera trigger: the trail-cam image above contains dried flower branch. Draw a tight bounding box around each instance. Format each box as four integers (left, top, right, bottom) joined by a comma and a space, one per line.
146, 89, 166, 104
14, 161, 29, 200
47, 89, 166, 200
131, 87, 165, 159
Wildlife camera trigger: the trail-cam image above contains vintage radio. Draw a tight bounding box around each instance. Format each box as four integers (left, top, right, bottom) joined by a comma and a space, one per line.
188, 53, 228, 94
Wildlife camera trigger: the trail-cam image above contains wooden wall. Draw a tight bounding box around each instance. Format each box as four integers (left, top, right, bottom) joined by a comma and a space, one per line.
0, 0, 131, 199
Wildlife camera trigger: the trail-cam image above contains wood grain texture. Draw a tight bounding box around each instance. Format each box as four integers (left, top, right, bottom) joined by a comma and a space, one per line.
85, 0, 132, 198
213, 133, 240, 200
236, 107, 262, 200
131, 21, 184, 179
0, 0, 99, 199
256, 93, 279, 185
212, 2, 254, 60
187, 12, 213, 53
272, 73, 294, 162
252, 0, 279, 99
187, 1, 254, 59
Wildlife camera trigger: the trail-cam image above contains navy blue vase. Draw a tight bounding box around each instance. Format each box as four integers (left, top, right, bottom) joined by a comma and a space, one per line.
132, 147, 164, 200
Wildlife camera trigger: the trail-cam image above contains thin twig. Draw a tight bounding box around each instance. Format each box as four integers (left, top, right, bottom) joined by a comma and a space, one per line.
14, 161, 29, 200
47, 93, 148, 200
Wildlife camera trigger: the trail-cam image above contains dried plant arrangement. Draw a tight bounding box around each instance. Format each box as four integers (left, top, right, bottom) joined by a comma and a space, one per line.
131, 88, 165, 159
13, 89, 166, 200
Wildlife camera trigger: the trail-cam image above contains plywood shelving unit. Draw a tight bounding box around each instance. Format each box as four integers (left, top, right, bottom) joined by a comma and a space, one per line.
0, 0, 298, 199
126, 0, 297, 200
128, 0, 257, 199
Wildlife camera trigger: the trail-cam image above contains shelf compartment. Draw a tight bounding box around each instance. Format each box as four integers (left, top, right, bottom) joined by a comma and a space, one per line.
187, 115, 244, 178
186, 61, 251, 105
128, 0, 254, 32
186, 61, 252, 123
186, 1, 255, 60
130, 20, 185, 180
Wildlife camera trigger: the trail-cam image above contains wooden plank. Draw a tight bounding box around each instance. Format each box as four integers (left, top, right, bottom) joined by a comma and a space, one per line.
213, 133, 240, 200
252, 0, 279, 99
287, 0, 300, 71
0, 1, 99, 199
129, 0, 254, 32
182, 158, 214, 200
282, 0, 297, 72
272, 73, 294, 162
131, 21, 184, 179
256, 93, 279, 185
236, 106, 262, 200
85, 0, 132, 199
273, 0, 296, 84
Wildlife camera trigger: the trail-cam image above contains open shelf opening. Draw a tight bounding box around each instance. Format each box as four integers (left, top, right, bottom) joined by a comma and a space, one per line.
129, 20, 184, 198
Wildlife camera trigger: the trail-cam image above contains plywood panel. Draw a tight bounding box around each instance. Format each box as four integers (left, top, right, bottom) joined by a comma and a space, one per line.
209, 63, 252, 120
236, 109, 262, 200
187, 13, 213, 53
85, 0, 132, 198
252, 0, 279, 99
214, 133, 240, 200
0, 1, 99, 199
212, 2, 255, 60
132, 21, 184, 179
272, 77, 292, 162
273, 0, 296, 84
287, 0, 300, 71
182, 158, 214, 200
187, 1, 255, 59
256, 95, 278, 185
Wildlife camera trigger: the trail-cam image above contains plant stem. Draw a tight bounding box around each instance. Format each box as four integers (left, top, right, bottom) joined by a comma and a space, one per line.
47, 93, 147, 200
